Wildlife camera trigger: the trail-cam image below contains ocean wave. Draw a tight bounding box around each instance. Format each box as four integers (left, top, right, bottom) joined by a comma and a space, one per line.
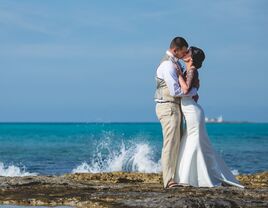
0, 162, 38, 177
72, 139, 161, 174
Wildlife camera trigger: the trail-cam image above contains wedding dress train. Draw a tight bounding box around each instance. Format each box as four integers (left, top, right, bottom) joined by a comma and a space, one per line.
174, 97, 244, 188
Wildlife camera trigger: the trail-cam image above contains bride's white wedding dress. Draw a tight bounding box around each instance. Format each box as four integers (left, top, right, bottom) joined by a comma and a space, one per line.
174, 97, 244, 188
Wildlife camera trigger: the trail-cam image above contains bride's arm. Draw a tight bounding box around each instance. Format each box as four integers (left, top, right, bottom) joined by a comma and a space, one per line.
173, 62, 192, 94
178, 76, 189, 94
178, 69, 195, 94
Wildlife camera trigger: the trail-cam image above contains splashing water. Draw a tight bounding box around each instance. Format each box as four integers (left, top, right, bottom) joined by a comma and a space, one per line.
72, 138, 161, 174
0, 162, 38, 177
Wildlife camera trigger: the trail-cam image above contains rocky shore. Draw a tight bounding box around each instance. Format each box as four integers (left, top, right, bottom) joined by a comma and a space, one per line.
0, 171, 267, 208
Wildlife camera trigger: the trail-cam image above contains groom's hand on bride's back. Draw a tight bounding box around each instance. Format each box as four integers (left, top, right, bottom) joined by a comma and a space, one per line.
193, 94, 199, 102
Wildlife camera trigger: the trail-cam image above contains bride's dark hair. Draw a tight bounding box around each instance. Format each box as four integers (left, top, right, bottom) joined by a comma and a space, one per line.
189, 46, 205, 69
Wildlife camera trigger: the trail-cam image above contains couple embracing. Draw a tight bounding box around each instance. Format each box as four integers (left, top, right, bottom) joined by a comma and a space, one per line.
155, 37, 244, 189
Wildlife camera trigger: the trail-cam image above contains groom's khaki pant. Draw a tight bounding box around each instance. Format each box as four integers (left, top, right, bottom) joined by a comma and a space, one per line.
155, 102, 182, 188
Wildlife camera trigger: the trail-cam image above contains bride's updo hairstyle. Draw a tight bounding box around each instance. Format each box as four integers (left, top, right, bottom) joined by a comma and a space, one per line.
189, 46, 205, 69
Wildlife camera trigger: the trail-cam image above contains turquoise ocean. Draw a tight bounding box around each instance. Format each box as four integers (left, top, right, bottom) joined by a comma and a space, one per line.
0, 123, 267, 177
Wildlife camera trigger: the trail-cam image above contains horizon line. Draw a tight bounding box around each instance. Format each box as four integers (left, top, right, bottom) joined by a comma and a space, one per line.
0, 121, 267, 124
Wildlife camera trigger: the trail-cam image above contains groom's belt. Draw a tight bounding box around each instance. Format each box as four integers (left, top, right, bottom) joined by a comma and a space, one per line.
155, 100, 181, 104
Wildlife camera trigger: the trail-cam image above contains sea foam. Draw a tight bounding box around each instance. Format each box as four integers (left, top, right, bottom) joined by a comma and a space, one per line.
0, 162, 38, 177
231, 169, 240, 176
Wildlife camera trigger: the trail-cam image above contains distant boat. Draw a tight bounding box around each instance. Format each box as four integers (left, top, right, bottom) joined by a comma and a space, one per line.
205, 116, 224, 123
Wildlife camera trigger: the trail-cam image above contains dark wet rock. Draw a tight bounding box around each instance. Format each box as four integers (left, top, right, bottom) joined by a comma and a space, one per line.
0, 172, 267, 208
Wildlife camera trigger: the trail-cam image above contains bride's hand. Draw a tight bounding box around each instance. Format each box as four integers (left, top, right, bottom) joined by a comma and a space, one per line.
176, 67, 183, 77
179, 68, 184, 76
173, 62, 183, 77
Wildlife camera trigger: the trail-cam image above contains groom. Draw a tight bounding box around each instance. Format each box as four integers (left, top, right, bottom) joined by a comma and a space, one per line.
154, 37, 197, 188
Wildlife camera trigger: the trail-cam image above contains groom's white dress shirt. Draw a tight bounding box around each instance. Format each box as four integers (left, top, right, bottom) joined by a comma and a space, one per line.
155, 50, 197, 101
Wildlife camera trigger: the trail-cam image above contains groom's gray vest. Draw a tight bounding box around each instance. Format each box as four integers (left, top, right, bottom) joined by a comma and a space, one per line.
154, 54, 181, 104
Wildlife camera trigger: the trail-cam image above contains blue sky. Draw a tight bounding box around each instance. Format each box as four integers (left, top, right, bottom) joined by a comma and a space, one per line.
0, 0, 267, 122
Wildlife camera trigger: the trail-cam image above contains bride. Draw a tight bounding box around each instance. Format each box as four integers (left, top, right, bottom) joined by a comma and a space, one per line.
173, 46, 244, 188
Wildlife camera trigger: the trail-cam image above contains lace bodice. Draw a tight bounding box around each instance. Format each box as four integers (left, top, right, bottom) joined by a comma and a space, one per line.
183, 69, 199, 90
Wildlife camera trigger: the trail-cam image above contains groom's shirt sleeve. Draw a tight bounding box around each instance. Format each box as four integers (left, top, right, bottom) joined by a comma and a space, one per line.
161, 61, 197, 97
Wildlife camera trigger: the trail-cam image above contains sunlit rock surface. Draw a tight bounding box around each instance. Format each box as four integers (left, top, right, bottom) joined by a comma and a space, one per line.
0, 172, 267, 208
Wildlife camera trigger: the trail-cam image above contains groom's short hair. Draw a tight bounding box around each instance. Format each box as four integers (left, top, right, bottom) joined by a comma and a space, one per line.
170, 37, 188, 49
